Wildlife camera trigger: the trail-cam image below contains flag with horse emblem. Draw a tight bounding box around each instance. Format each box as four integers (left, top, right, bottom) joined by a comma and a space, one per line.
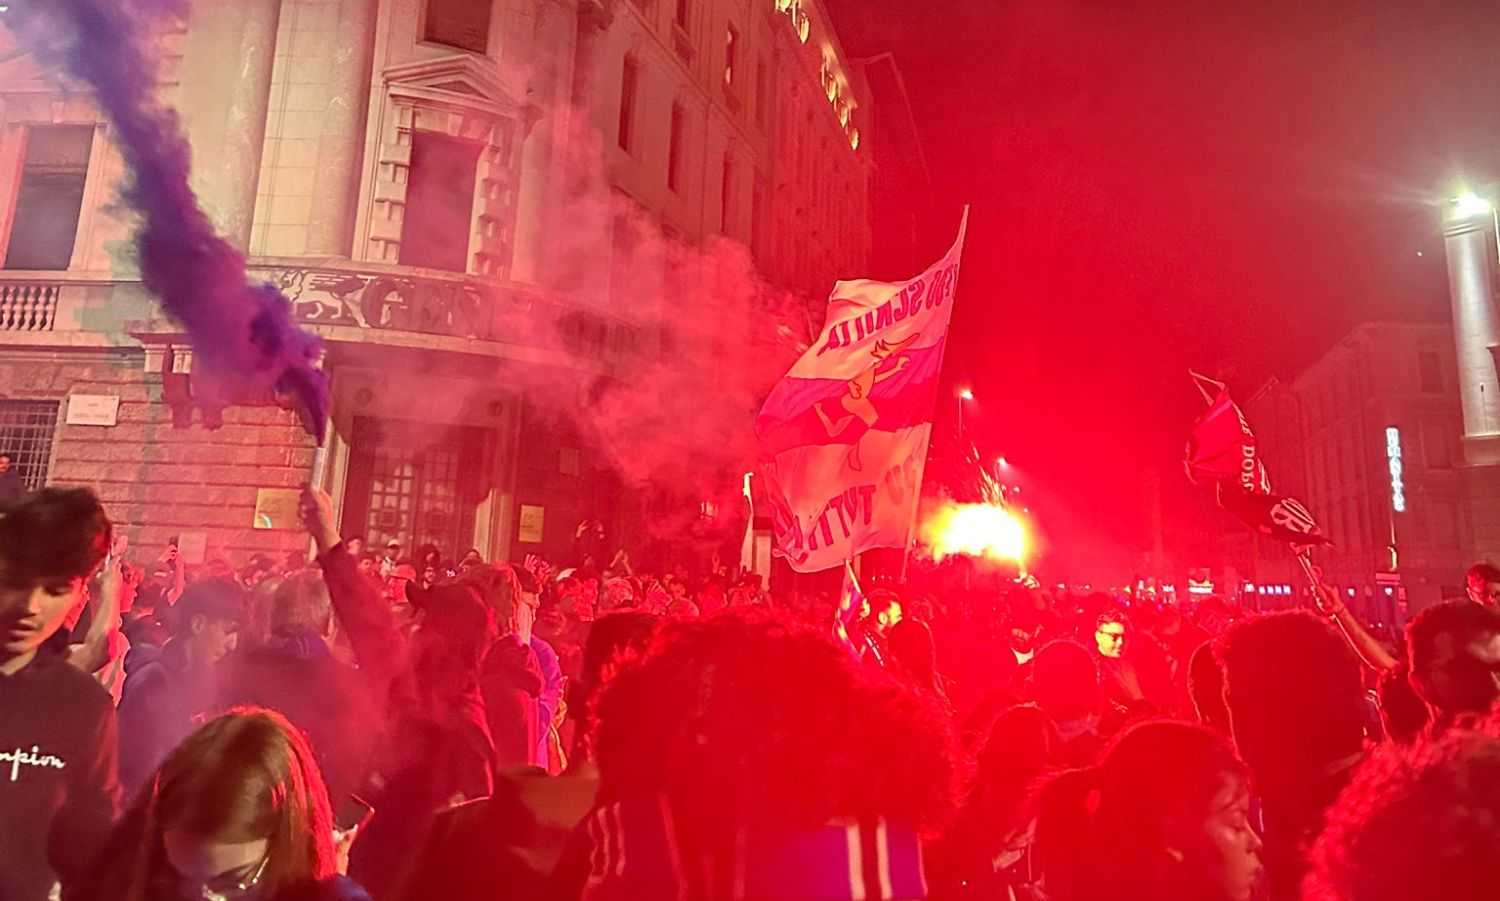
756, 210, 968, 572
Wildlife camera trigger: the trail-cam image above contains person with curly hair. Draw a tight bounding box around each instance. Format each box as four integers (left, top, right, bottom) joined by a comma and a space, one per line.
582, 610, 959, 899
1405, 600, 1500, 736
1303, 708, 1500, 900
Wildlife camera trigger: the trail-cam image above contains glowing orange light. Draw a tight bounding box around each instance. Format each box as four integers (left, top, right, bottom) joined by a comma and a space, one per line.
923, 502, 1027, 564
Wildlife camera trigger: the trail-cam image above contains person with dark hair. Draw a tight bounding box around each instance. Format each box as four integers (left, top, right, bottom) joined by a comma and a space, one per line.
1303, 708, 1500, 901
1188, 640, 1231, 735
1406, 599, 1500, 734
80, 707, 370, 901
1033, 719, 1262, 901
1465, 561, 1500, 607
1217, 611, 1367, 899
217, 571, 379, 813
1092, 609, 1148, 707
117, 578, 245, 796
0, 450, 25, 505
393, 610, 662, 901
1029, 639, 1108, 767
0, 487, 119, 901
581, 611, 957, 898
1376, 659, 1429, 745
888, 618, 952, 711
927, 704, 1052, 900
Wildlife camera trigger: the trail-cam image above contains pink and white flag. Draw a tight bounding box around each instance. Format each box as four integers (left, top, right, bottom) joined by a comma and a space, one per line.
755, 211, 968, 572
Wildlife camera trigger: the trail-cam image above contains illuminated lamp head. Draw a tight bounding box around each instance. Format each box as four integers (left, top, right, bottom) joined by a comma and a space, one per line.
1451, 191, 1494, 220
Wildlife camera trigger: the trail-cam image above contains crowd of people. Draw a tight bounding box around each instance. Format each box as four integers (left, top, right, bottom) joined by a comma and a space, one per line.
5, 484, 1500, 900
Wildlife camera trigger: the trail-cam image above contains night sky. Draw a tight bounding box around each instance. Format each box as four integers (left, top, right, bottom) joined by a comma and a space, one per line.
823, 0, 1500, 577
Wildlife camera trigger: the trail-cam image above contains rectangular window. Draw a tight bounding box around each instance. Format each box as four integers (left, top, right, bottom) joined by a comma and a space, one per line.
343, 417, 489, 555
424, 0, 491, 53
5, 126, 93, 271
675, 0, 689, 29
1418, 351, 1443, 394
399, 131, 481, 273
724, 25, 739, 89
0, 399, 59, 491
618, 56, 639, 152
667, 104, 685, 193
720, 155, 735, 234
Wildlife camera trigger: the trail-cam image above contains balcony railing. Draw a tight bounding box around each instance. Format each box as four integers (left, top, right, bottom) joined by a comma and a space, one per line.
0, 281, 59, 332
249, 264, 629, 361
0, 267, 637, 366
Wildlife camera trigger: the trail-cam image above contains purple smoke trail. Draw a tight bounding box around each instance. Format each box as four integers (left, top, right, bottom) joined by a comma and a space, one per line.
23, 0, 329, 440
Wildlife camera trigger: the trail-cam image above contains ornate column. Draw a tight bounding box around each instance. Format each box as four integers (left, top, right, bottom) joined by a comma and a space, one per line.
306, 0, 378, 256
177, 0, 283, 250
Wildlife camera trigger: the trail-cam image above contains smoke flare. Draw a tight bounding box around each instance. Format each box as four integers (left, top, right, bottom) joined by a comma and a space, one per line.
22, 0, 329, 438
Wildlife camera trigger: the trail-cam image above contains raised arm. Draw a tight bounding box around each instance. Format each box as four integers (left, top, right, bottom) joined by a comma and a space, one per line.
1314, 581, 1398, 672
300, 485, 408, 693
68, 549, 125, 675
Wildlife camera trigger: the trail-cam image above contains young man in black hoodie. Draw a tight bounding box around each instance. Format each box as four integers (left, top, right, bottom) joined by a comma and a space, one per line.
0, 488, 120, 901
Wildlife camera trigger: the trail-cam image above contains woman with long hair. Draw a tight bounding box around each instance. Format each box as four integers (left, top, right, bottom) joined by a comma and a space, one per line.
887, 618, 952, 712
927, 705, 1052, 900
1034, 719, 1263, 901
84, 706, 368, 901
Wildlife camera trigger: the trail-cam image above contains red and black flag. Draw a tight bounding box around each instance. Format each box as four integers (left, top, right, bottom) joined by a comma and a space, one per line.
1185, 371, 1271, 494
1186, 372, 1330, 547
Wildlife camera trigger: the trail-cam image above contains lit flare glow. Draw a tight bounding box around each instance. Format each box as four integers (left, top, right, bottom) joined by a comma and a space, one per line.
922, 502, 1027, 564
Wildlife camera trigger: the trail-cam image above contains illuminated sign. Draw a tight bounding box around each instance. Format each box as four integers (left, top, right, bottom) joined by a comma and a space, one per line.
1385, 426, 1406, 513
776, 0, 861, 151
775, 0, 811, 43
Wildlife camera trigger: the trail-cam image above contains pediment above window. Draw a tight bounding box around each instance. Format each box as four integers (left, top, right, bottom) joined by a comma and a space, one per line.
383, 55, 521, 116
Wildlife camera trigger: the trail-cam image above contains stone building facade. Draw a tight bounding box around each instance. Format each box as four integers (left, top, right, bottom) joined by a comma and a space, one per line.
1227, 322, 1471, 618
0, 0, 874, 567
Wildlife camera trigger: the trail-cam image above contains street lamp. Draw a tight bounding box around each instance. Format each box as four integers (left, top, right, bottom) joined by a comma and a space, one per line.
1451, 191, 1494, 220
957, 388, 973, 439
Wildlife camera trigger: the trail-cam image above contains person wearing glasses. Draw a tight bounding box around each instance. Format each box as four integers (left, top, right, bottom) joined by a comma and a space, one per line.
82, 706, 370, 901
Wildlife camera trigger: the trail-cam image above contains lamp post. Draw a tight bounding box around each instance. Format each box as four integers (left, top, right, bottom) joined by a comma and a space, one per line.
1442, 189, 1500, 564
958, 388, 973, 440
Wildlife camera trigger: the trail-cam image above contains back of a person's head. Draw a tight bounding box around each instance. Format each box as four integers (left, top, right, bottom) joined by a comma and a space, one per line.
1407, 600, 1500, 712
580, 610, 660, 690
1376, 660, 1429, 744
1188, 639, 1231, 734
125, 707, 335, 899
460, 563, 520, 625
270, 570, 332, 636
888, 618, 939, 682
1219, 611, 1365, 785
969, 704, 1051, 834
1466, 561, 1500, 592
0, 486, 111, 585
1031, 639, 1100, 721
594, 610, 957, 837
412, 582, 494, 669
1304, 713, 1500, 900
1035, 719, 1250, 901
